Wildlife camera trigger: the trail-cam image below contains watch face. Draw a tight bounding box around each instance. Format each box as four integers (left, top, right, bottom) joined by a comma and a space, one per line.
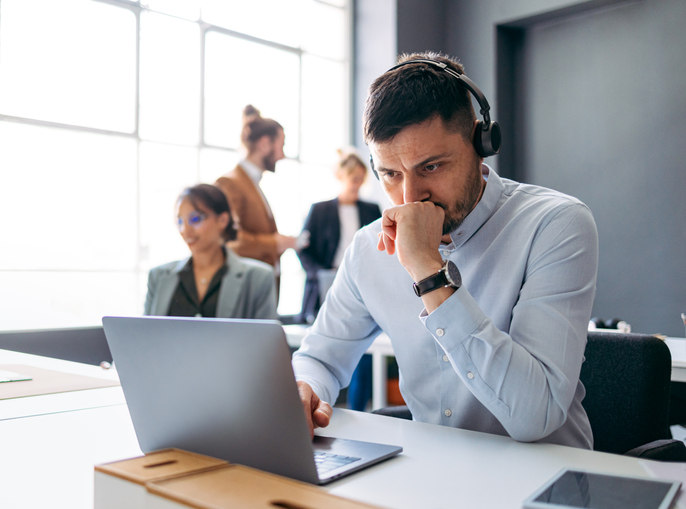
445, 260, 462, 288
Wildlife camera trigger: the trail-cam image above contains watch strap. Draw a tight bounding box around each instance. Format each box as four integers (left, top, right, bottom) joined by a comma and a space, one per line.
413, 268, 450, 297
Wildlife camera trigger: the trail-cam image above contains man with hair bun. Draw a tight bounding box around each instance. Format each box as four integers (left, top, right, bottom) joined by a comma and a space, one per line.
215, 105, 300, 299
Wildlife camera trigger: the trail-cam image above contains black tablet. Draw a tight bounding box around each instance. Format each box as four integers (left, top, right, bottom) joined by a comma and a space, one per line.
523, 469, 681, 509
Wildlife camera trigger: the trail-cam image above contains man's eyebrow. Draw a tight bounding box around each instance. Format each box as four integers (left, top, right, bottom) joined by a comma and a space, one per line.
375, 151, 452, 173
411, 152, 452, 170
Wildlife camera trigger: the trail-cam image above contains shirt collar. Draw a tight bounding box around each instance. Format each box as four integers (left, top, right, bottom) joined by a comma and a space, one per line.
442, 163, 503, 250
239, 158, 263, 185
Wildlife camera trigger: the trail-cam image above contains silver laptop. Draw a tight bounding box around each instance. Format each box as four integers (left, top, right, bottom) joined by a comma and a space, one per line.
102, 315, 402, 484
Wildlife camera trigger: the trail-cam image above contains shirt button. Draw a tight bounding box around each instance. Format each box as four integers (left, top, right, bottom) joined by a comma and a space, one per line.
444, 409, 452, 417
436, 328, 445, 337
467, 371, 475, 380
442, 354, 449, 362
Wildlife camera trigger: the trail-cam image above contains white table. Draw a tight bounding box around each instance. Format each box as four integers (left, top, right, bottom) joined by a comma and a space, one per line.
3, 347, 685, 509
0, 350, 142, 509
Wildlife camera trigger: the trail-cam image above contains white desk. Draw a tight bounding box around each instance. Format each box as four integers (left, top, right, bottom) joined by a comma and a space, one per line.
2, 348, 685, 509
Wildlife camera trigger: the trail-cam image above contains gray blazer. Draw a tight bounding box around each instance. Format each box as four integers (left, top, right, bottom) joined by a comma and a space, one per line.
144, 249, 278, 320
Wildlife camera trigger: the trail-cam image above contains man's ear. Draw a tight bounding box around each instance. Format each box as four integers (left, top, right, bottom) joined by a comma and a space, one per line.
255, 134, 272, 155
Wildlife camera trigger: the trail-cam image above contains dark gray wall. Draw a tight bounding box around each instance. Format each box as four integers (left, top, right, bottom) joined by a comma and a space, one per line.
355, 0, 686, 336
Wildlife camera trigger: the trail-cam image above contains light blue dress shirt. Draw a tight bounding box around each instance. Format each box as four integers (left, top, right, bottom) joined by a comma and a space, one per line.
292, 165, 598, 448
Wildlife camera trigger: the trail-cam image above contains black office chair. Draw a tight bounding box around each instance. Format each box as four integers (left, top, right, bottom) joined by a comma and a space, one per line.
581, 331, 686, 460
0, 326, 113, 366
373, 331, 686, 461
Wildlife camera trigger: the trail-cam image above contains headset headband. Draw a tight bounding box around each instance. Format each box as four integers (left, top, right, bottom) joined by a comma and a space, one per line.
388, 59, 493, 126
369, 58, 501, 178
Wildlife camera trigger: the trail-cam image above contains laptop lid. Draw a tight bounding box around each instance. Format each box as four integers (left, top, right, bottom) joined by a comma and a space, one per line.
102, 316, 401, 484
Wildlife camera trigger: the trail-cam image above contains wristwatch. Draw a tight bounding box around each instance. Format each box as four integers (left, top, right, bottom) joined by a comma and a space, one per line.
413, 260, 462, 297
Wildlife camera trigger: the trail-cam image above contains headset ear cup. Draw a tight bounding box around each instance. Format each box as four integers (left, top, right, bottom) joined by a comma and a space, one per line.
473, 121, 501, 158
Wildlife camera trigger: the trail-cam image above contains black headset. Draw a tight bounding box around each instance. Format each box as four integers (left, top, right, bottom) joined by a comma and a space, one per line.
369, 59, 501, 179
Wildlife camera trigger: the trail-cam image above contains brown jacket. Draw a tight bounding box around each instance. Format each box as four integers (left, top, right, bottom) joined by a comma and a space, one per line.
215, 165, 279, 267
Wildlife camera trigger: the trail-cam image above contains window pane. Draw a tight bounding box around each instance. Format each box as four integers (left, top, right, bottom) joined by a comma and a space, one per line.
301, 55, 348, 163
301, 1, 347, 59
319, 0, 347, 7
200, 0, 305, 47
204, 32, 300, 158
260, 159, 315, 315
0, 0, 136, 132
140, 12, 201, 145
0, 271, 144, 329
0, 122, 138, 271
142, 0, 200, 20
198, 147, 240, 184
139, 142, 200, 269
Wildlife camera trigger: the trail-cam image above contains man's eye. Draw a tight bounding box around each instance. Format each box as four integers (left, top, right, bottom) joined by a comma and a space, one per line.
424, 163, 440, 172
381, 171, 398, 180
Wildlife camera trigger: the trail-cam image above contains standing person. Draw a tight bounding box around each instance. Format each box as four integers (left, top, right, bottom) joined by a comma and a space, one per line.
298, 148, 382, 323
145, 184, 277, 320
292, 52, 599, 448
297, 148, 382, 411
215, 105, 299, 299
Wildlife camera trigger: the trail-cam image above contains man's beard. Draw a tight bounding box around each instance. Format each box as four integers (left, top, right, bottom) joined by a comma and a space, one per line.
435, 163, 484, 235
263, 150, 277, 172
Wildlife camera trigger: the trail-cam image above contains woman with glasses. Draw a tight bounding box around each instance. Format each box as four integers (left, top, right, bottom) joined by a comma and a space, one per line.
144, 183, 278, 320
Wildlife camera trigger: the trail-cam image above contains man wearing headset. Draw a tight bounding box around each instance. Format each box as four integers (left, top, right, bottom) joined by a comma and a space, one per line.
292, 52, 598, 448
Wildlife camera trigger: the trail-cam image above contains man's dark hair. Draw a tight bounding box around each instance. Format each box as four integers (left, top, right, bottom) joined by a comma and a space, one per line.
178, 184, 237, 241
240, 104, 283, 150
363, 52, 476, 144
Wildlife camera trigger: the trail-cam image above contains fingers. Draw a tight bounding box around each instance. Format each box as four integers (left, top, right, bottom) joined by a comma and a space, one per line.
297, 381, 316, 437
377, 209, 398, 254
297, 381, 331, 439
313, 401, 333, 428
377, 231, 395, 254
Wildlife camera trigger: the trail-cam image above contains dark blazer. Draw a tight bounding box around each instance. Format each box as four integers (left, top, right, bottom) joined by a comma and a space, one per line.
297, 198, 381, 322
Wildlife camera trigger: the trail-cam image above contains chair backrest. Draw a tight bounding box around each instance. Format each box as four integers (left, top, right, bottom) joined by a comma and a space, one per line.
0, 326, 113, 366
580, 331, 672, 454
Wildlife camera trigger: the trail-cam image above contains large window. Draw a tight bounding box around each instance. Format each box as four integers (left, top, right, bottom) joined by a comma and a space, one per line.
0, 0, 354, 328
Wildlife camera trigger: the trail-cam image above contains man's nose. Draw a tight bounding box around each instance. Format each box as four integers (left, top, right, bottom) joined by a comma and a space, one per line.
402, 174, 429, 203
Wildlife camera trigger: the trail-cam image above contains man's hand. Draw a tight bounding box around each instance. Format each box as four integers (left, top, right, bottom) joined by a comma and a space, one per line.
297, 381, 333, 439
276, 234, 298, 256
377, 201, 445, 281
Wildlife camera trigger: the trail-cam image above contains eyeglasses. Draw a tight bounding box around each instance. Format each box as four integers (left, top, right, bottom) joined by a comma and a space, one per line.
176, 212, 207, 230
